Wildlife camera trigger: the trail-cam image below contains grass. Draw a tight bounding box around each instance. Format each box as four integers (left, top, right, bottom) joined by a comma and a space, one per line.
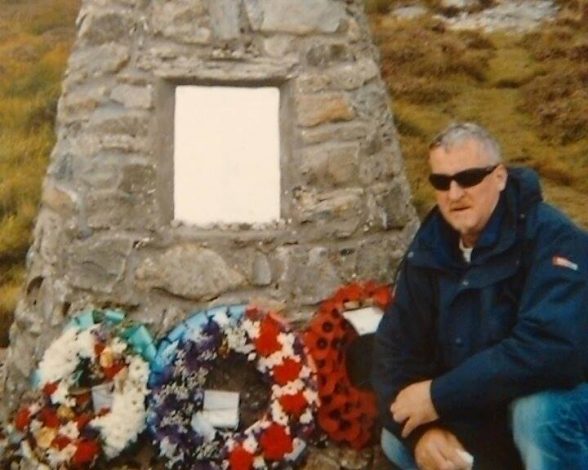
0, 0, 79, 345
368, 0, 588, 225
0, 0, 586, 345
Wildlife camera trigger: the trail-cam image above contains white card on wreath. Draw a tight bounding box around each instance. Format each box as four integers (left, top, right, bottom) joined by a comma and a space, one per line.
91, 382, 114, 412
342, 306, 384, 336
202, 390, 240, 429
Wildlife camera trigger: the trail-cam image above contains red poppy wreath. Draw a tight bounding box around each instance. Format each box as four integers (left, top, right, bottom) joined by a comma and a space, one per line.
304, 281, 393, 449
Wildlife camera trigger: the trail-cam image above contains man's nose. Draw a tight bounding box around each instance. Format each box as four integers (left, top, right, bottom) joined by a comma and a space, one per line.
447, 180, 464, 200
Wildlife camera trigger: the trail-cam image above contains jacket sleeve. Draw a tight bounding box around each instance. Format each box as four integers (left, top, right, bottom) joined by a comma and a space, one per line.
372, 258, 440, 445
431, 220, 588, 417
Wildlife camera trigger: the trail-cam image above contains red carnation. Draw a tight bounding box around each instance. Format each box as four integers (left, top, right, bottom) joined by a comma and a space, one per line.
279, 392, 308, 417
39, 407, 60, 428
255, 318, 282, 357
94, 342, 105, 356
260, 423, 293, 460
273, 358, 302, 385
102, 360, 126, 380
52, 434, 71, 450
75, 413, 93, 431
42, 381, 59, 397
228, 444, 254, 470
72, 439, 100, 465
14, 406, 31, 431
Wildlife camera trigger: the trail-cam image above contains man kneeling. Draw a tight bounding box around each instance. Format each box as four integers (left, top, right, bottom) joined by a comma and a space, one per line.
372, 122, 588, 469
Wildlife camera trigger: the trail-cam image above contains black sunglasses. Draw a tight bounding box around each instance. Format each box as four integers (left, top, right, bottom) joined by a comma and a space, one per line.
428, 165, 498, 191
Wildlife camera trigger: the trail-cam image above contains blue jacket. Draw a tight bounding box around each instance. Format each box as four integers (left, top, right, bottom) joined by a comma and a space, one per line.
372, 167, 588, 442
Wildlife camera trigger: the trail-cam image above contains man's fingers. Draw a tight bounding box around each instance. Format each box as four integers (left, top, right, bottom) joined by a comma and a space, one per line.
392, 409, 406, 424
437, 443, 471, 469
401, 417, 417, 438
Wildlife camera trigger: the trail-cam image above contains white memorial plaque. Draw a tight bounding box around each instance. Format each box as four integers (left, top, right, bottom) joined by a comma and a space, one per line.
202, 390, 240, 429
174, 86, 281, 225
342, 306, 384, 336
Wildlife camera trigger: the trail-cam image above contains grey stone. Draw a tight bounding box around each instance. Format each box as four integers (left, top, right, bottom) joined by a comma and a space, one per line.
328, 59, 380, 90
243, 0, 264, 29
60, 83, 108, 122
66, 236, 134, 293
32, 211, 66, 267
111, 84, 154, 109
293, 188, 365, 239
305, 42, 353, 67
119, 163, 156, 194
85, 189, 159, 230
300, 122, 367, 146
276, 246, 341, 305
67, 44, 130, 80
367, 180, 415, 230
41, 182, 78, 216
252, 252, 272, 286
88, 108, 149, 136
208, 0, 240, 39
294, 58, 379, 93
296, 93, 355, 128
254, 0, 346, 34
135, 245, 245, 300
78, 9, 133, 45
151, 0, 212, 44
356, 234, 405, 282
300, 143, 360, 187
262, 35, 296, 58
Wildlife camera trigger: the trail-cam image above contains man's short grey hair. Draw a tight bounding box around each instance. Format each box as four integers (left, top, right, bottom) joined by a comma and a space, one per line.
429, 122, 502, 164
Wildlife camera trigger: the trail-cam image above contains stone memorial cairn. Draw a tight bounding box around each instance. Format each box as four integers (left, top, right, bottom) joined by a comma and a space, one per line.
2, 0, 418, 439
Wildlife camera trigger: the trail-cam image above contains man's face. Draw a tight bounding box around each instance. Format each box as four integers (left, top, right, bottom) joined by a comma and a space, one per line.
428, 138, 507, 247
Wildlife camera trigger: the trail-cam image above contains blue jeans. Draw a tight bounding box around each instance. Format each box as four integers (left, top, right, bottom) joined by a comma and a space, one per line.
381, 383, 588, 469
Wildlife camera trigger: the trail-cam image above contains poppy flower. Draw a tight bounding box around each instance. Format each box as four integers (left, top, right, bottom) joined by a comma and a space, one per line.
331, 418, 361, 444
273, 358, 302, 385
333, 283, 364, 305
72, 439, 100, 466
14, 406, 31, 431
372, 285, 392, 308
279, 392, 308, 417
229, 444, 254, 470
255, 317, 282, 356
319, 370, 346, 396
318, 408, 341, 434
306, 334, 331, 361
260, 423, 293, 460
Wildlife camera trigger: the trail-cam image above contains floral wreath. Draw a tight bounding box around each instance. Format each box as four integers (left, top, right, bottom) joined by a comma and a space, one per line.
12, 309, 155, 467
304, 281, 392, 449
147, 305, 319, 470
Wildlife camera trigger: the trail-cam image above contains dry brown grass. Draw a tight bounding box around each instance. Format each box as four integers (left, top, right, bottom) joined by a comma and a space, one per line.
369, 2, 588, 227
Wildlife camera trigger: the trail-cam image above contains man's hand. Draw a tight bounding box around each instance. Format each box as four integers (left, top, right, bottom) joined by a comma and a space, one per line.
390, 380, 439, 437
414, 427, 472, 470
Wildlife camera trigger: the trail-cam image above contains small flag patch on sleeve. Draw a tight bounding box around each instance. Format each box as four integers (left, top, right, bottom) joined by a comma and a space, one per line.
552, 255, 579, 271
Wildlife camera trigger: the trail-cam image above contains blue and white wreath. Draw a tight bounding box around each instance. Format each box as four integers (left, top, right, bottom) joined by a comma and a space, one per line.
147, 305, 319, 470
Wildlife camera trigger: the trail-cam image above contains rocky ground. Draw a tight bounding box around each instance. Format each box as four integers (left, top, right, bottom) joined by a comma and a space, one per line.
392, 0, 558, 32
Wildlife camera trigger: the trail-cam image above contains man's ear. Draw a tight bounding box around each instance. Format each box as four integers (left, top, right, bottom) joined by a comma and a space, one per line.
496, 164, 508, 191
